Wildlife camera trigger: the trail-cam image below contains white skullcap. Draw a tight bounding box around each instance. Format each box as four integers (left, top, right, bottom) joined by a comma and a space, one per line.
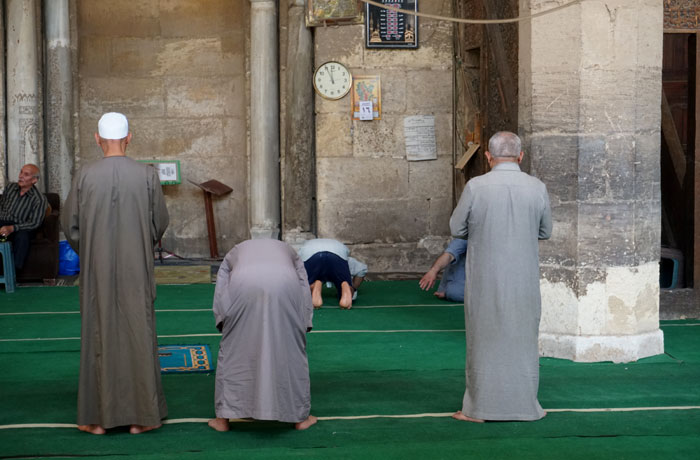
98, 112, 129, 139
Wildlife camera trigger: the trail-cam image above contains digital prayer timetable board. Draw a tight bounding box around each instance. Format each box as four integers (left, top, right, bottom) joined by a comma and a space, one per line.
139, 160, 181, 185
365, 0, 418, 49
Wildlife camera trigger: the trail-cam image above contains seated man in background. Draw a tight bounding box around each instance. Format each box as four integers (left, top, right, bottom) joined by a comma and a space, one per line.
0, 164, 48, 270
298, 238, 367, 310
418, 238, 467, 302
209, 238, 316, 431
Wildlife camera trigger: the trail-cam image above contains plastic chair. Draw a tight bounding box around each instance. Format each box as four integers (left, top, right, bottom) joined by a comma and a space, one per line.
0, 241, 16, 293
660, 247, 683, 289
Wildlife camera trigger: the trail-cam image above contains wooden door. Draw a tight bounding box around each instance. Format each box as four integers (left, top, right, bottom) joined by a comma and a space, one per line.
661, 33, 698, 288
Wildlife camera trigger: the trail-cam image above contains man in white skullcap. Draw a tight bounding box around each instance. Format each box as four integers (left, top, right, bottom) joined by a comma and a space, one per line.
62, 112, 169, 435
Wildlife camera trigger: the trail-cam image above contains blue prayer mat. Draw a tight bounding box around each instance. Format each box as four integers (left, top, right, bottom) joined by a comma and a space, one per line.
159, 344, 213, 374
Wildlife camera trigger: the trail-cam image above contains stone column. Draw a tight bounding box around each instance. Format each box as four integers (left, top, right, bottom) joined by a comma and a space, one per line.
249, 0, 280, 239
0, 1, 6, 188
6, 0, 44, 188
282, 0, 315, 241
519, 0, 665, 362
45, 0, 73, 199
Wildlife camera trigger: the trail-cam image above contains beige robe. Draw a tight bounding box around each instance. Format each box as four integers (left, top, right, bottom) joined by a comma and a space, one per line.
213, 239, 314, 423
61, 156, 169, 429
450, 162, 552, 421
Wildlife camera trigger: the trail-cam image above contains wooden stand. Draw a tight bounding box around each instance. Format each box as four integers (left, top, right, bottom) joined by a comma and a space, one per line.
189, 179, 233, 259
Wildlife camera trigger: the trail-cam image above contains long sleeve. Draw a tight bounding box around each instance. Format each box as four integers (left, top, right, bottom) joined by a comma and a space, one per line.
292, 248, 314, 330
450, 182, 474, 239
539, 185, 552, 240
212, 250, 234, 331
149, 169, 169, 243
61, 173, 82, 254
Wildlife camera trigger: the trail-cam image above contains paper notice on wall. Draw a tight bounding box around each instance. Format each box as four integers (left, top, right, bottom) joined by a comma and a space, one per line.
359, 100, 374, 120
404, 115, 437, 161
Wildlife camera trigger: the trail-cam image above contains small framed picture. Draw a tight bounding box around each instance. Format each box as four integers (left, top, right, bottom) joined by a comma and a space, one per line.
139, 160, 181, 185
366, 0, 418, 49
306, 0, 364, 27
351, 76, 381, 120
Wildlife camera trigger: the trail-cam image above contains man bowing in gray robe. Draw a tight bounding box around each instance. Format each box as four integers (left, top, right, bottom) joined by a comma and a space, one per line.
62, 112, 169, 435
449, 131, 552, 422
208, 239, 317, 431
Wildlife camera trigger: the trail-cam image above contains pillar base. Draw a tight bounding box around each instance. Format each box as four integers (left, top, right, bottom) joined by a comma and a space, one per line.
539, 329, 664, 363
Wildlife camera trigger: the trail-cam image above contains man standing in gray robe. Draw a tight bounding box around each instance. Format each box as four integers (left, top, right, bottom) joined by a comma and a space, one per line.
449, 131, 552, 422
62, 112, 169, 435
208, 239, 317, 432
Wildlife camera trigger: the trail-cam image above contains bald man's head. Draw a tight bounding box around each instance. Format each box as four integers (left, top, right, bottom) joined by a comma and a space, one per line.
18, 164, 40, 192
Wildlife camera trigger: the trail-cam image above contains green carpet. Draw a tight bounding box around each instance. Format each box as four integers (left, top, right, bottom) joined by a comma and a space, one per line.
1, 281, 699, 459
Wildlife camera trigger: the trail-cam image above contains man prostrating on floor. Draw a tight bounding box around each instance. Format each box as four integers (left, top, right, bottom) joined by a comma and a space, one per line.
449, 131, 552, 423
208, 239, 317, 432
298, 238, 367, 309
61, 112, 169, 435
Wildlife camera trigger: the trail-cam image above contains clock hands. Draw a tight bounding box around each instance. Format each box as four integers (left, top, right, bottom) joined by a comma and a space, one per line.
314, 62, 351, 99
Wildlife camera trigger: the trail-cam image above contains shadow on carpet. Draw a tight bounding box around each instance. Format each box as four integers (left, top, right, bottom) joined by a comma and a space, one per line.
154, 265, 213, 284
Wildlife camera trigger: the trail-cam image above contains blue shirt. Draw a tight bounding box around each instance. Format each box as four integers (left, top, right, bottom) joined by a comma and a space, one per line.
437, 238, 468, 302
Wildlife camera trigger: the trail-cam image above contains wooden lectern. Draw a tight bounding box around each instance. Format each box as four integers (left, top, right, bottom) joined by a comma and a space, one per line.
188, 179, 233, 258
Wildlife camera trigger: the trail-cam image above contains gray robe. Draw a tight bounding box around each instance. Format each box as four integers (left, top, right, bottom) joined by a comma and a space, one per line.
449, 162, 552, 421
61, 156, 169, 429
213, 239, 314, 424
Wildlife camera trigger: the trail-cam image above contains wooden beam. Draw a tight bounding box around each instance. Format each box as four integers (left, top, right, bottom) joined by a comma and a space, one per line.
456, 143, 480, 170
661, 88, 687, 188
480, 0, 518, 127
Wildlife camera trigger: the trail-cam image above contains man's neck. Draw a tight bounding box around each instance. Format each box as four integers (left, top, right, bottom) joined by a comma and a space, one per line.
103, 149, 127, 158
492, 157, 518, 164
490, 157, 519, 168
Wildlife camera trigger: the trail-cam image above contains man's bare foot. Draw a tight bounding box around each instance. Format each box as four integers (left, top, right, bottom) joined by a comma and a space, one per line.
434, 291, 446, 299
339, 282, 352, 309
311, 280, 323, 308
129, 423, 162, 434
452, 411, 484, 423
295, 415, 318, 430
208, 418, 230, 432
78, 424, 106, 435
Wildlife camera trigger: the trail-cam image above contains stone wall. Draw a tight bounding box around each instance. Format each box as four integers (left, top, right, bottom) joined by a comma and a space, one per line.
76, 0, 249, 257
74, 1, 455, 268
313, 1, 455, 273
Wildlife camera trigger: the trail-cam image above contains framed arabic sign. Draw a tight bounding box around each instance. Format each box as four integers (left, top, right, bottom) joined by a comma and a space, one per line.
365, 0, 418, 49
138, 160, 181, 185
306, 0, 363, 27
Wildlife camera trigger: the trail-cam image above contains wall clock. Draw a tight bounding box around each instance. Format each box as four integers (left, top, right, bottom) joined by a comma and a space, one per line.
313, 61, 352, 100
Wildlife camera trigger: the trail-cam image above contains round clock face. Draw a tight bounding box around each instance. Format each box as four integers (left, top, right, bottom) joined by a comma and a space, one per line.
313, 61, 352, 100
